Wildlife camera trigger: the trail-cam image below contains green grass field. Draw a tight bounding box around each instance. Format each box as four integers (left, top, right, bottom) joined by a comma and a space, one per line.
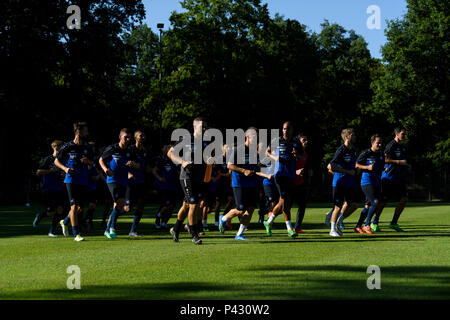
1, 202, 449, 300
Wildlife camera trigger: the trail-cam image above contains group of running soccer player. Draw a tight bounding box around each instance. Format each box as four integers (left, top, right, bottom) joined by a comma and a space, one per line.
33, 119, 410, 244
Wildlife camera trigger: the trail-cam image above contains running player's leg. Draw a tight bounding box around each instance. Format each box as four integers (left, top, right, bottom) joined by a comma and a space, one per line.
361, 185, 378, 234
129, 184, 145, 236
105, 183, 126, 238
170, 201, 189, 242
219, 187, 244, 233
294, 185, 307, 233
390, 182, 408, 231
355, 197, 370, 233
330, 187, 347, 237
235, 187, 257, 240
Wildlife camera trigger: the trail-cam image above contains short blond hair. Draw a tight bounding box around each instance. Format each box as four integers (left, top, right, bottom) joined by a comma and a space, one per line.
341, 128, 354, 141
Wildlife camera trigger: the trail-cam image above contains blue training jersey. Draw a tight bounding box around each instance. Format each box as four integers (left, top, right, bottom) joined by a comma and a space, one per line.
382, 140, 407, 182
229, 144, 259, 188
330, 144, 357, 187
57, 141, 93, 186
102, 143, 137, 187
357, 149, 384, 186
274, 137, 301, 178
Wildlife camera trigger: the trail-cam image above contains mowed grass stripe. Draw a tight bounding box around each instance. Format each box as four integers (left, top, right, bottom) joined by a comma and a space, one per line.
1, 203, 449, 299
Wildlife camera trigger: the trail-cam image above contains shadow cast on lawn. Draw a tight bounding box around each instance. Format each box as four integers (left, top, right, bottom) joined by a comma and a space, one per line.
3, 265, 450, 300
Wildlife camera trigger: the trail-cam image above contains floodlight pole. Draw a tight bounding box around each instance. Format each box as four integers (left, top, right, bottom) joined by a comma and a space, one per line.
157, 23, 164, 149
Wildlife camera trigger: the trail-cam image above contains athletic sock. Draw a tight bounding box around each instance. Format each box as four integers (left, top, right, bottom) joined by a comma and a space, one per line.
106, 208, 118, 232
331, 222, 336, 232
72, 226, 79, 237
202, 219, 208, 228
49, 215, 59, 234
221, 215, 228, 222
130, 210, 143, 233
63, 215, 70, 225
285, 220, 293, 231
373, 215, 380, 225
188, 224, 198, 238
365, 205, 377, 226
173, 219, 183, 234
267, 213, 276, 225
36, 209, 48, 225
236, 224, 246, 236
356, 208, 369, 227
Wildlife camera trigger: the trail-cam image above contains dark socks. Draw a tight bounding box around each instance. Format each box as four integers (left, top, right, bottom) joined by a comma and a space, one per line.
365, 205, 377, 226
130, 211, 143, 233
173, 219, 183, 234
106, 208, 118, 231
49, 215, 59, 234
356, 208, 369, 228
36, 209, 48, 225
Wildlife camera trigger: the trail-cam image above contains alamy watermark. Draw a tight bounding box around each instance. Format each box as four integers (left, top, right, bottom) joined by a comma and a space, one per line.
66, 265, 81, 289
367, 5, 381, 30
66, 5, 81, 30
170, 128, 282, 169
366, 265, 381, 289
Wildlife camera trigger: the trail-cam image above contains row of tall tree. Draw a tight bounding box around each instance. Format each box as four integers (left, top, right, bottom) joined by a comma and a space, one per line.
1, 0, 448, 202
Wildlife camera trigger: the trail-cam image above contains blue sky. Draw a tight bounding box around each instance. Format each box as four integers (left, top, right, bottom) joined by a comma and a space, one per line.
142, 0, 408, 59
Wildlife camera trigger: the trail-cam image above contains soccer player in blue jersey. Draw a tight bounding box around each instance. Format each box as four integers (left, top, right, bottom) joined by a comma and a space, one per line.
125, 130, 150, 237
328, 128, 359, 237
33, 140, 66, 237
355, 134, 385, 234
375, 127, 411, 232
263, 121, 301, 238
152, 145, 179, 229
54, 122, 94, 242
168, 117, 209, 245
99, 128, 140, 239
219, 128, 272, 240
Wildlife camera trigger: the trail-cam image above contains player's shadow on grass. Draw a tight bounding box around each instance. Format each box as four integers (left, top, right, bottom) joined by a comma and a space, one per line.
4, 266, 450, 299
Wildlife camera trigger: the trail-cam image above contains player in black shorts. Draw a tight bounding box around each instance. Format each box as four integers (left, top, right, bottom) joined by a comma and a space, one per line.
376, 127, 411, 232
264, 121, 302, 238
355, 134, 385, 234
328, 128, 358, 237
33, 140, 66, 237
125, 130, 151, 237
167, 117, 209, 245
55, 122, 94, 242
218, 128, 272, 240
99, 128, 140, 239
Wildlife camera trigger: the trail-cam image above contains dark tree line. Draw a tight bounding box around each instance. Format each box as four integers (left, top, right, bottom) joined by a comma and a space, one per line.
1, 0, 448, 203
